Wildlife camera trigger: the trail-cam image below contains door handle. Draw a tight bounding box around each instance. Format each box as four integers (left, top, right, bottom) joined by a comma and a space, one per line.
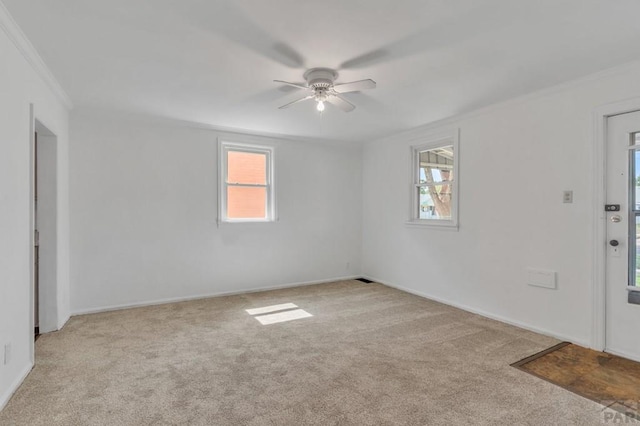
610, 240, 619, 247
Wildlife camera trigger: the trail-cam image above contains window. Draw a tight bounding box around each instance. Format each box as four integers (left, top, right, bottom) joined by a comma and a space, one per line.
408, 130, 459, 228
219, 141, 275, 222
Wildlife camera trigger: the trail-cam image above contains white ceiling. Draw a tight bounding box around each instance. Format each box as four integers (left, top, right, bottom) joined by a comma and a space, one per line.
5, 0, 640, 142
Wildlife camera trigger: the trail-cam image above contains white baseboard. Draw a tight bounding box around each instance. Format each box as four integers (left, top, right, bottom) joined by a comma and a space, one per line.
57, 314, 70, 331
71, 275, 361, 316
364, 275, 590, 347
0, 362, 33, 412
605, 348, 640, 363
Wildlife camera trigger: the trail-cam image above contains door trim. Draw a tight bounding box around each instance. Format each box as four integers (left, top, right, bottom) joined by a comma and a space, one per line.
592, 97, 640, 352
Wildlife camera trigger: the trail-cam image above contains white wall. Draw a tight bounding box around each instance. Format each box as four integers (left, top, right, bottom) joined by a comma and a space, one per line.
362, 61, 640, 346
69, 111, 362, 313
0, 7, 70, 410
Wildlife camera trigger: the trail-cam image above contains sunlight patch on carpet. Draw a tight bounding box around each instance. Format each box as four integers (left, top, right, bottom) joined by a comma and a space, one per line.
245, 302, 313, 325
245, 303, 298, 315
254, 309, 313, 325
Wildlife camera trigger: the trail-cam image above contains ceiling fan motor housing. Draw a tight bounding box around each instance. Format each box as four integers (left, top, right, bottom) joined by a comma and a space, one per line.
304, 68, 338, 89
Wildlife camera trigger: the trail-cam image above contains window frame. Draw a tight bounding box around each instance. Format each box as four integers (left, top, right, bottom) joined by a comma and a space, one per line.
218, 139, 276, 224
407, 129, 460, 229
627, 133, 640, 290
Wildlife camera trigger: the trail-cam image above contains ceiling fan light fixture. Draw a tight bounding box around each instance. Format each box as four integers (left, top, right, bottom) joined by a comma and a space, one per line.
276, 68, 376, 113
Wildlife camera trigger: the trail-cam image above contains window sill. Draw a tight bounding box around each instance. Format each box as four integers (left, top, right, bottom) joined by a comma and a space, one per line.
218, 218, 277, 225
405, 220, 458, 231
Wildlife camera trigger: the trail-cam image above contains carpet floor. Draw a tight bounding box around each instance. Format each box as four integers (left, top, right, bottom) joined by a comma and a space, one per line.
0, 280, 617, 425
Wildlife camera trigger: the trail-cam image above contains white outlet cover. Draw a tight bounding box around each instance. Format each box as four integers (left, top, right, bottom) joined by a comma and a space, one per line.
563, 190, 573, 203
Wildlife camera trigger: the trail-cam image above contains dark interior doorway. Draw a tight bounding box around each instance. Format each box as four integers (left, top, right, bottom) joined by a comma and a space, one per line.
34, 130, 39, 340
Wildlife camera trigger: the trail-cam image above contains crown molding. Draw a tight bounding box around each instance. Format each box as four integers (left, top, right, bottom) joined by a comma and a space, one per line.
0, 1, 73, 109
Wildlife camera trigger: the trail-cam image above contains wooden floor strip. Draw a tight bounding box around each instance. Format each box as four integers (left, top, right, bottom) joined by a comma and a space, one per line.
512, 343, 640, 419
510, 342, 571, 367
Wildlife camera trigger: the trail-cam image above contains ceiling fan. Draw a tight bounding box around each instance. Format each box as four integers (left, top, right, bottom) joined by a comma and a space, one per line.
274, 68, 376, 113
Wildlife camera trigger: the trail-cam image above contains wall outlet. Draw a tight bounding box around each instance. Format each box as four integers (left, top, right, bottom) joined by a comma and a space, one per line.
563, 190, 573, 203
526, 268, 557, 289
4, 343, 11, 365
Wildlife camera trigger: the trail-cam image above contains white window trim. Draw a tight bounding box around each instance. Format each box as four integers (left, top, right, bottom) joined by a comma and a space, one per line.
406, 129, 460, 229
218, 139, 276, 224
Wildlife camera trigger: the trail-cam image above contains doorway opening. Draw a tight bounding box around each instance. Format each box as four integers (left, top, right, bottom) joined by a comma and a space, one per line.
33, 119, 58, 340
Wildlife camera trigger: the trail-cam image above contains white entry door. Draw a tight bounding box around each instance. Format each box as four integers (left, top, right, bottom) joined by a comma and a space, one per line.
605, 110, 640, 362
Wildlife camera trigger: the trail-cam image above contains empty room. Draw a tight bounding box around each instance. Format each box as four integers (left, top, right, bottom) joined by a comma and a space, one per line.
2, 0, 640, 424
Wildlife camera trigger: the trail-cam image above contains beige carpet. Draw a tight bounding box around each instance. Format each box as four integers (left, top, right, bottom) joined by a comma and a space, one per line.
0, 280, 611, 425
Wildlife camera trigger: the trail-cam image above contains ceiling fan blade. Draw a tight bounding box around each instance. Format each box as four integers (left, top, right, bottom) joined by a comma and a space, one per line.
278, 95, 314, 109
273, 80, 309, 90
272, 43, 306, 68
340, 50, 387, 70
327, 95, 356, 112
333, 79, 376, 93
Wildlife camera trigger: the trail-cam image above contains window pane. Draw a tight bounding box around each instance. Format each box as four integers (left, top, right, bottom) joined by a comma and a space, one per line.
418, 184, 453, 220
227, 186, 266, 219
227, 151, 266, 184
419, 146, 454, 184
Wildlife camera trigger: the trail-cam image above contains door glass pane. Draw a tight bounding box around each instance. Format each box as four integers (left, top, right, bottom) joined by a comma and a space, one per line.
634, 150, 640, 211
419, 146, 454, 184
634, 215, 640, 287
630, 147, 640, 287
227, 186, 266, 219
418, 185, 452, 220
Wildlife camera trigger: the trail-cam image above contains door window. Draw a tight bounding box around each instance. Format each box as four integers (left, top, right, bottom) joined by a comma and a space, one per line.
629, 133, 640, 288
